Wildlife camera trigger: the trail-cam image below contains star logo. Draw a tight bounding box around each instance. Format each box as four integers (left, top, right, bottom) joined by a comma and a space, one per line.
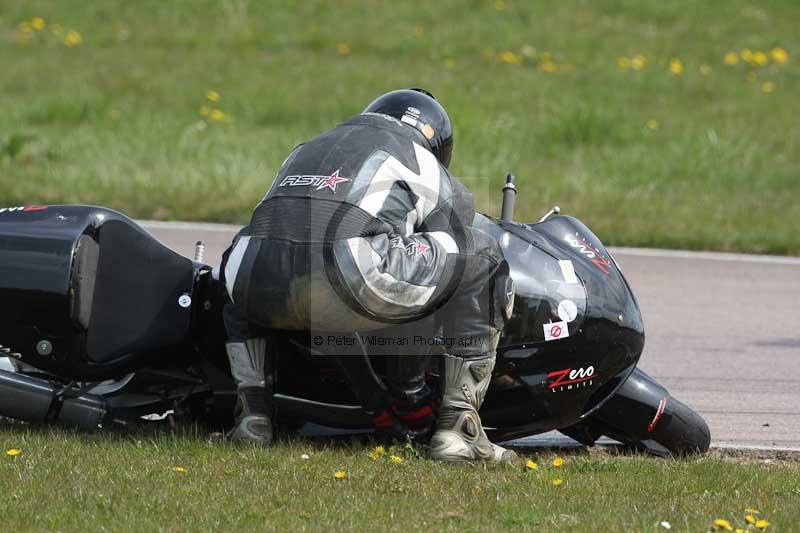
315, 169, 350, 192
413, 241, 430, 259
388, 237, 431, 262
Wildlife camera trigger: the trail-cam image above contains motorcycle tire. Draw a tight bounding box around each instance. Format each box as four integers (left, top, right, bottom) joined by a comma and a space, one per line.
644, 397, 711, 456
560, 397, 711, 457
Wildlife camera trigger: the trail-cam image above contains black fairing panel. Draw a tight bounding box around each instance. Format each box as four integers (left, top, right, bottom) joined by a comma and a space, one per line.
472, 214, 645, 441
0, 205, 195, 379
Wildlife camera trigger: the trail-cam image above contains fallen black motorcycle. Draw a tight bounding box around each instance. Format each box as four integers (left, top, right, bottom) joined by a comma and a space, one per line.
0, 176, 710, 456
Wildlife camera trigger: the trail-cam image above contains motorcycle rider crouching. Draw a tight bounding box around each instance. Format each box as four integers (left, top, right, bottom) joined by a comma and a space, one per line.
220, 89, 516, 462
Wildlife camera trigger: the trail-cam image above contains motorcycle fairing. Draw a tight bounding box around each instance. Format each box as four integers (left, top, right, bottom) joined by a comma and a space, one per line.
472, 214, 645, 440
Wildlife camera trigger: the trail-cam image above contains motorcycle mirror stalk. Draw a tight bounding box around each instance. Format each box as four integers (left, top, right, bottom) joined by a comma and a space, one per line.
538, 205, 560, 223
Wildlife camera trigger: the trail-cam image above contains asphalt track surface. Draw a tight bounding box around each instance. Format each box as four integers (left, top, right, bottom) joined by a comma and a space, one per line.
142, 221, 800, 452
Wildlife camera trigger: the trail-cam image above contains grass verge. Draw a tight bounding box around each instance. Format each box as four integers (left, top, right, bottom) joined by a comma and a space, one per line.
1, 425, 798, 531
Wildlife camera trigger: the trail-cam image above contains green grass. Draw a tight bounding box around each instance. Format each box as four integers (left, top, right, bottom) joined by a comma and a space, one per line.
1, 426, 798, 531
1, 1, 799, 254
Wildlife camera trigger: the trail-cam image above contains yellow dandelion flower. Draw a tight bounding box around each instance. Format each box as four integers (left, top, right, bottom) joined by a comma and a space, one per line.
6, 448, 21, 457
761, 81, 775, 93
713, 518, 733, 531
526, 459, 538, 470
631, 54, 647, 70
494, 0, 505, 11
755, 519, 769, 529
741, 48, 754, 63
735, 529, 744, 533
64, 30, 82, 47
539, 61, 557, 73
206, 90, 220, 102
199, 106, 211, 116
209, 109, 228, 122
390, 455, 403, 465
498, 51, 523, 65
669, 58, 683, 75
745, 508, 760, 514
770, 47, 788, 64
337, 42, 351, 56
334, 470, 347, 480
31, 17, 46, 31
617, 56, 631, 70
724, 52, 739, 65
745, 515, 756, 524
699, 64, 712, 76
551, 478, 563, 486
753, 51, 768, 66
172, 466, 186, 473
552, 457, 565, 467
646, 119, 659, 130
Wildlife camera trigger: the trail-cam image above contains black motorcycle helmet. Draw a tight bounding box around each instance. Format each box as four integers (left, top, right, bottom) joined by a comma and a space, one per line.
363, 88, 453, 168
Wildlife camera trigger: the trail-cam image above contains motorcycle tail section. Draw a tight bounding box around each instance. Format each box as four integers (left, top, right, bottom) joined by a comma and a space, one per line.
0, 205, 196, 380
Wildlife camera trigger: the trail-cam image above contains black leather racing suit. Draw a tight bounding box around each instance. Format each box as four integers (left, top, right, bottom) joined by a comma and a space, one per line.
221, 112, 512, 415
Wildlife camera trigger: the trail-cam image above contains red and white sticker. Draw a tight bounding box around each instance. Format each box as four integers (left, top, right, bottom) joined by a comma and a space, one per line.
543, 320, 569, 342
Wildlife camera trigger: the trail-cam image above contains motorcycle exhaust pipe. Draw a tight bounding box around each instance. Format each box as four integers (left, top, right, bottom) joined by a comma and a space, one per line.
500, 173, 516, 222
0, 369, 106, 430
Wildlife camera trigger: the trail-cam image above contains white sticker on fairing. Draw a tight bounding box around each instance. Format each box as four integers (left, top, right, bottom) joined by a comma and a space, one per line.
557, 300, 578, 322
543, 321, 569, 342
558, 260, 579, 284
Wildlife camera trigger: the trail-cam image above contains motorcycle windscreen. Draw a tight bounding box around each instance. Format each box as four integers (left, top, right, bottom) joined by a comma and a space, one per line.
472, 214, 588, 348
501, 239, 587, 347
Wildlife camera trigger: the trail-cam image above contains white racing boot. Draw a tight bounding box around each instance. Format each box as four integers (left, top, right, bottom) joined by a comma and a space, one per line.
429, 353, 517, 462
226, 339, 273, 445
